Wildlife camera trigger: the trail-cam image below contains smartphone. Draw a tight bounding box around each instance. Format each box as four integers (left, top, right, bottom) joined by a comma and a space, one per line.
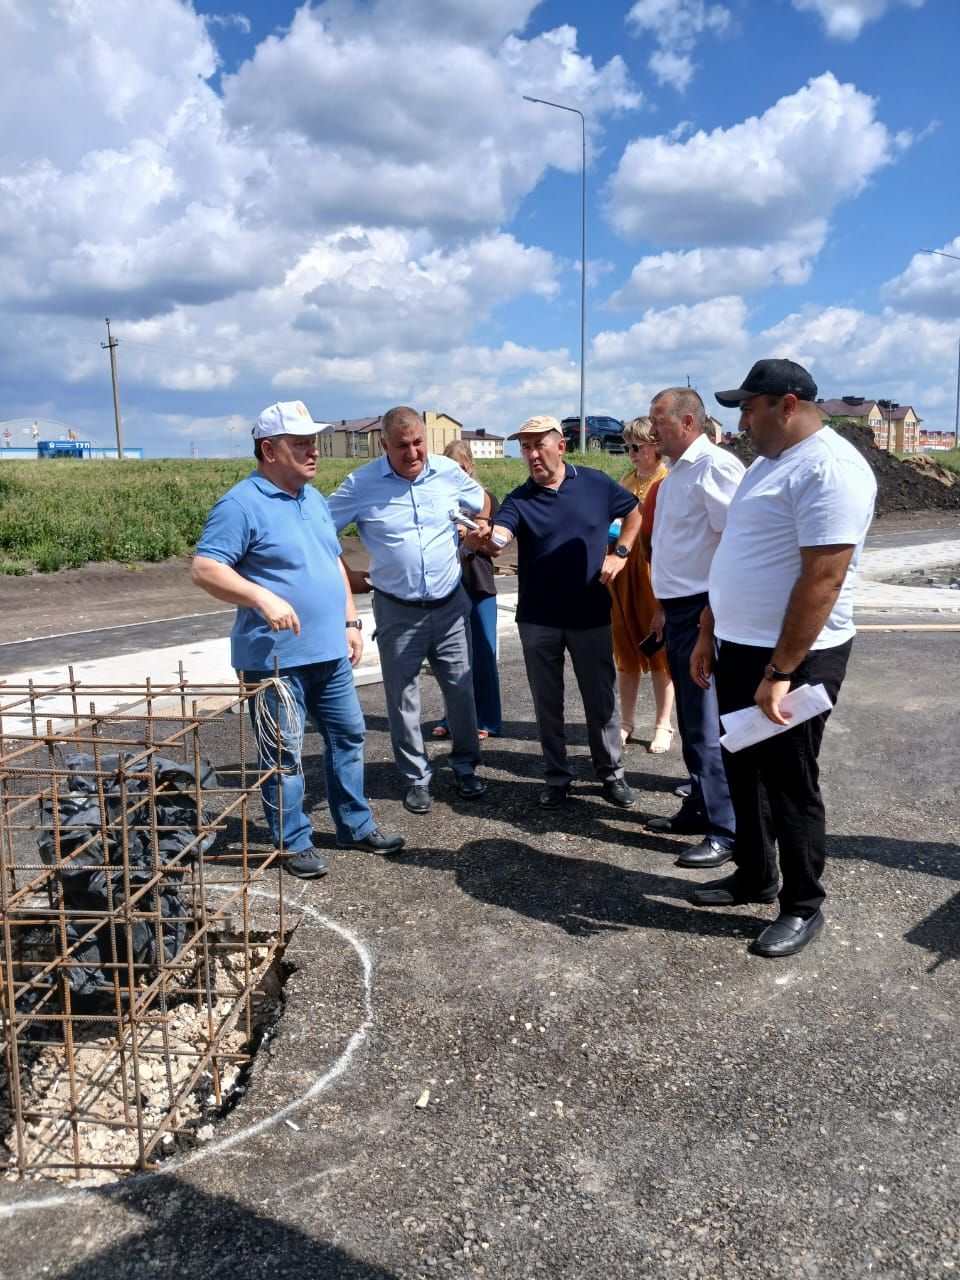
638, 630, 664, 657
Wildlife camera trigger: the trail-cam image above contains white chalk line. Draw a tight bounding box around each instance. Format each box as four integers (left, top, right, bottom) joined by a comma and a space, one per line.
0, 891, 373, 1219
1, 609, 232, 648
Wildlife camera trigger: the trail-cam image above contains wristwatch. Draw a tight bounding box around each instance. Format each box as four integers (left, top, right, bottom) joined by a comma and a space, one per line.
345, 619, 362, 631
763, 662, 794, 681
613, 543, 631, 559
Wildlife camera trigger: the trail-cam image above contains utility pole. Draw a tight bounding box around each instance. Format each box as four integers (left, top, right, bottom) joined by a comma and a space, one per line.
101, 318, 125, 459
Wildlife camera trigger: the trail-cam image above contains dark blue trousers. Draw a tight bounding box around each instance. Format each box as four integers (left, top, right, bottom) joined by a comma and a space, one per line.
661, 593, 735, 844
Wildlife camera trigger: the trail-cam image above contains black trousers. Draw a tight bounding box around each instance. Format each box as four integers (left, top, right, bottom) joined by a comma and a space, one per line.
714, 638, 853, 917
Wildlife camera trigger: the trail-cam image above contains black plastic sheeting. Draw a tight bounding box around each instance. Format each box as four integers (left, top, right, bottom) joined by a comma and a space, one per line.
35, 753, 219, 999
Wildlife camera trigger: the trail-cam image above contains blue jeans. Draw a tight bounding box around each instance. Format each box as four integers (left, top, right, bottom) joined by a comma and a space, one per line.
661, 594, 735, 845
436, 590, 502, 736
244, 659, 374, 851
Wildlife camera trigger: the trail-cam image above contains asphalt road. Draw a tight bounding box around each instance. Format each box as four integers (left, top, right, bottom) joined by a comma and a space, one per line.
1, 605, 959, 1278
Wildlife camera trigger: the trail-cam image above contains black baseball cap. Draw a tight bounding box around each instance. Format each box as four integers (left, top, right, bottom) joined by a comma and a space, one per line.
715, 358, 817, 408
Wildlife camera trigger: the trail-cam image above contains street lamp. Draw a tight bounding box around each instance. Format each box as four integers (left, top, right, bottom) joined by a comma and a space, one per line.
921, 249, 960, 449
523, 94, 587, 453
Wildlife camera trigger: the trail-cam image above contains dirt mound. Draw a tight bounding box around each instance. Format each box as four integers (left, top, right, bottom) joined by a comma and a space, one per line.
723, 422, 960, 516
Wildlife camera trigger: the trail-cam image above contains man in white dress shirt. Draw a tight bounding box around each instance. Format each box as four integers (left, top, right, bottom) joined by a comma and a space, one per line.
645, 387, 744, 868
688, 359, 876, 957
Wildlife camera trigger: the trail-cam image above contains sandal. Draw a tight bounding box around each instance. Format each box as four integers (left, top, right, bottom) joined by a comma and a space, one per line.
647, 725, 674, 755
477, 729, 490, 740
431, 724, 450, 739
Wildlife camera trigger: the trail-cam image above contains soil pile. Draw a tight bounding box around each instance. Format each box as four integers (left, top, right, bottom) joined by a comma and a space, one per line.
723, 422, 960, 516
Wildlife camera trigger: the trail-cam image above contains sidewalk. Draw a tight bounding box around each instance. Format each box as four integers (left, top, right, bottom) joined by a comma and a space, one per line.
2, 537, 958, 734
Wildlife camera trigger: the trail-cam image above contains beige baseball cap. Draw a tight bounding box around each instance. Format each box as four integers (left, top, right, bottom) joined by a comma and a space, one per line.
507, 414, 562, 441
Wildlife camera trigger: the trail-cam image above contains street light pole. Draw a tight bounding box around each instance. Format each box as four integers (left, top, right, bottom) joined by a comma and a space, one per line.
524, 94, 587, 453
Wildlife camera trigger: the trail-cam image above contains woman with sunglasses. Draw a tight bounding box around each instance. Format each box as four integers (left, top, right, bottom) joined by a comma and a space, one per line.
607, 417, 675, 753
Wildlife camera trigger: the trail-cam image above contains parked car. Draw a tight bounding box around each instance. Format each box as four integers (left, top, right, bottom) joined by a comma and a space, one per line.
560, 415, 625, 452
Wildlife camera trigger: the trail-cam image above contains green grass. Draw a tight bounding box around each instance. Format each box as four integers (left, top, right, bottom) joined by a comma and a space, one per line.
0, 451, 635, 574
921, 448, 960, 474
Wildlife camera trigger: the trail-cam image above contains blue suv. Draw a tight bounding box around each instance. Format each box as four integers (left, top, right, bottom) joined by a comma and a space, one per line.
560, 415, 625, 452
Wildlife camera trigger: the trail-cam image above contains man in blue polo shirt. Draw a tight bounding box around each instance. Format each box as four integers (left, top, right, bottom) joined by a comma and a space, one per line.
484, 416, 643, 809
191, 400, 403, 878
327, 406, 488, 815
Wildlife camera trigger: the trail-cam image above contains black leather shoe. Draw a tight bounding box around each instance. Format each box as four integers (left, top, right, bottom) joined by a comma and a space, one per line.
676, 837, 733, 869
750, 910, 824, 957
601, 778, 636, 808
285, 848, 329, 879
338, 827, 406, 853
689, 872, 779, 907
403, 785, 432, 814
538, 785, 569, 809
645, 810, 708, 835
457, 773, 487, 800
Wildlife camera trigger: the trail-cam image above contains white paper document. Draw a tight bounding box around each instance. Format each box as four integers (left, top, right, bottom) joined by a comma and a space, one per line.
719, 682, 833, 753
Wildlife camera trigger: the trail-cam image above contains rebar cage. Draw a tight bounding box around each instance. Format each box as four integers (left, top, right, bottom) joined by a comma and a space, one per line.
0, 668, 287, 1181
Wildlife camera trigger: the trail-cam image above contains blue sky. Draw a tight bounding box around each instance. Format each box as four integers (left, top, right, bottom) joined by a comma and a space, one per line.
1, 0, 958, 457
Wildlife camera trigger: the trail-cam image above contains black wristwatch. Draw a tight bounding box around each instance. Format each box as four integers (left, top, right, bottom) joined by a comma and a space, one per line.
346, 619, 362, 631
763, 662, 794, 682
613, 543, 631, 560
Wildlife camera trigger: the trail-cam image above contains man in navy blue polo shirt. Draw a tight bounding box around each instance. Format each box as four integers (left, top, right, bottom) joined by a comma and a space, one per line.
484, 416, 643, 809
191, 401, 403, 877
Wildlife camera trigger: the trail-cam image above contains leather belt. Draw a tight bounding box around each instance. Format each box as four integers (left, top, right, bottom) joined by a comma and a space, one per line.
374, 585, 461, 610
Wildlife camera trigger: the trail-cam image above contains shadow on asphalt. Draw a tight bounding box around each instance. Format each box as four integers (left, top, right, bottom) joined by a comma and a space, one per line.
831, 834, 960, 970
383, 837, 762, 940
50, 1174, 396, 1280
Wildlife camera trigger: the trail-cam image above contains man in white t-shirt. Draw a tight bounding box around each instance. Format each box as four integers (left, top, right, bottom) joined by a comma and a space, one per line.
689, 359, 876, 958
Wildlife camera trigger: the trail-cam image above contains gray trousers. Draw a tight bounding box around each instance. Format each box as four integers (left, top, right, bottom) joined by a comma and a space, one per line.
373, 587, 479, 787
518, 622, 624, 788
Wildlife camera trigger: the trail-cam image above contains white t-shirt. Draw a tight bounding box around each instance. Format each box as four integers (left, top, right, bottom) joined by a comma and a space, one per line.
650, 432, 745, 599
709, 427, 877, 649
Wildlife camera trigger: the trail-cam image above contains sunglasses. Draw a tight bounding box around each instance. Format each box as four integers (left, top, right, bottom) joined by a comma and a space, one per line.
627, 442, 652, 452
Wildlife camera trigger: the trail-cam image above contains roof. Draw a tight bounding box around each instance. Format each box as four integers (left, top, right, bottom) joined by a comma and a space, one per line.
329, 417, 382, 433
817, 398, 919, 423
462, 430, 505, 442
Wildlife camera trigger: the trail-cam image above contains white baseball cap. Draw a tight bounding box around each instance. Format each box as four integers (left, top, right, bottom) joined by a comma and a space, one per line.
252, 401, 325, 439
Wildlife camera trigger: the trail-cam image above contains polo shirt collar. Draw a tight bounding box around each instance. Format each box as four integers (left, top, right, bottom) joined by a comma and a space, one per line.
524, 461, 578, 492
249, 470, 304, 499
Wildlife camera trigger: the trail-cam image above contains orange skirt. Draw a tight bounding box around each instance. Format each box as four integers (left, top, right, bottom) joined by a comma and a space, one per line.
608, 553, 670, 676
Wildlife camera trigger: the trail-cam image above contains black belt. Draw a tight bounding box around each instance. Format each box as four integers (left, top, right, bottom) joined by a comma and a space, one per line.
374, 585, 461, 610
659, 591, 709, 609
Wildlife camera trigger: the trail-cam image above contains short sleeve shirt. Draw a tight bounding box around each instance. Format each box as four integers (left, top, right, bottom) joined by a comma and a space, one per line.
496, 463, 638, 629
709, 427, 877, 649
195, 472, 347, 672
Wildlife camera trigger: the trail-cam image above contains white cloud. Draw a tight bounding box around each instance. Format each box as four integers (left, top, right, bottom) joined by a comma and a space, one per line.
223, 7, 639, 233
791, 0, 926, 41
285, 227, 560, 358
607, 73, 902, 247
605, 225, 826, 307
627, 0, 731, 92
758, 303, 959, 414
592, 296, 750, 367
883, 241, 960, 318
